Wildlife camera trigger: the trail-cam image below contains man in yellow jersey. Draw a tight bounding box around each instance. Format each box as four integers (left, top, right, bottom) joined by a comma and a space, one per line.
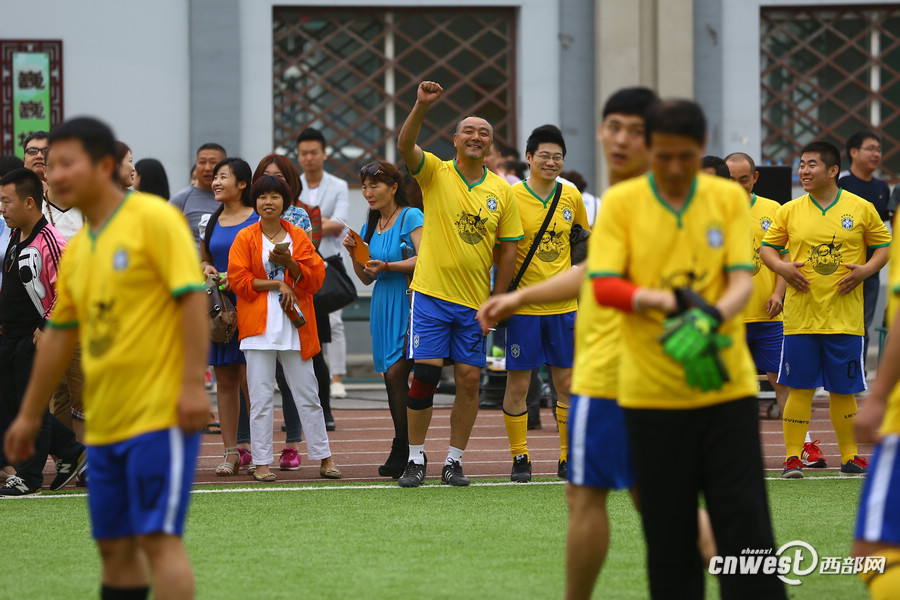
502, 124, 588, 483
397, 81, 523, 487
760, 141, 891, 478
854, 231, 900, 599
4, 117, 209, 600
724, 152, 828, 466
589, 99, 784, 598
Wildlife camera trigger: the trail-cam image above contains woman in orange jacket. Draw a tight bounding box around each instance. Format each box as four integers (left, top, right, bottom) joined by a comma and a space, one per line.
229, 175, 341, 481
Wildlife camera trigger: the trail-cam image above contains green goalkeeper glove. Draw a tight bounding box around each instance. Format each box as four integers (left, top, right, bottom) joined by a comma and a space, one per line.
682, 339, 732, 392
660, 307, 722, 362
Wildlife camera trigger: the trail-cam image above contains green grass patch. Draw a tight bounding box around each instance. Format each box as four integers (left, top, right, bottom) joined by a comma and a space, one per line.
0, 478, 869, 598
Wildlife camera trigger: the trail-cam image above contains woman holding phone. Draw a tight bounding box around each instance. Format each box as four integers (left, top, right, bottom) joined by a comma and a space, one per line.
344, 161, 423, 477
229, 175, 341, 481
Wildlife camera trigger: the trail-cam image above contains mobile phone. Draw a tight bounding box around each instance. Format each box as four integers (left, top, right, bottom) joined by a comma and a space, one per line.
274, 241, 290, 252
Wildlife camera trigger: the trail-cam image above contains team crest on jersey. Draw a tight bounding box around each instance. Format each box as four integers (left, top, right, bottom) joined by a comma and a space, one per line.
486, 196, 498, 212
510, 344, 521, 358
562, 207, 573, 223
455, 210, 488, 245
88, 299, 118, 357
706, 224, 724, 249
760, 217, 772, 232
534, 224, 566, 262
841, 214, 854, 230
413, 334, 420, 348
809, 234, 842, 275
113, 248, 129, 271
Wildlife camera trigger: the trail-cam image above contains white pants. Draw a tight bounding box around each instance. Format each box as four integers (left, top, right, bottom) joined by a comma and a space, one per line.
245, 349, 331, 465
327, 311, 347, 376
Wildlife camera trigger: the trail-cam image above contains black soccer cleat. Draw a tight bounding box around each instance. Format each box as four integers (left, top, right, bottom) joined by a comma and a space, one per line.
441, 460, 471, 486
50, 449, 87, 491
557, 459, 567, 480
398, 461, 426, 488
510, 454, 532, 483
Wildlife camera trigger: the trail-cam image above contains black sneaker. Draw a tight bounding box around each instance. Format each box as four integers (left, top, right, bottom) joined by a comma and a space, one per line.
0, 476, 41, 498
50, 449, 87, 491
841, 455, 869, 475
510, 454, 532, 483
398, 461, 426, 487
557, 459, 567, 480
441, 460, 470, 486
76, 467, 88, 488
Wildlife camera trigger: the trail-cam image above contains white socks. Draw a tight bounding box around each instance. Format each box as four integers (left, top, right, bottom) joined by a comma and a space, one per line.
446, 446, 464, 465
408, 444, 425, 465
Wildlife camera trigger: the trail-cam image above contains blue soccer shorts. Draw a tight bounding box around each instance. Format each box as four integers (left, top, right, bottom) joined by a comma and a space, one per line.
568, 394, 634, 490
408, 292, 486, 368
88, 427, 200, 540
856, 435, 900, 545
505, 312, 576, 370
745, 321, 784, 374
777, 333, 866, 394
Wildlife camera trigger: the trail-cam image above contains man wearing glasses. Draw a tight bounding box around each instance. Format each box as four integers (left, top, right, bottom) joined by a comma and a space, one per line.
397, 81, 523, 487
22, 132, 49, 191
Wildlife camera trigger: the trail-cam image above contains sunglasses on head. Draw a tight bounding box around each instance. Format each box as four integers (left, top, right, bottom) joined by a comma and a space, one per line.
359, 164, 385, 179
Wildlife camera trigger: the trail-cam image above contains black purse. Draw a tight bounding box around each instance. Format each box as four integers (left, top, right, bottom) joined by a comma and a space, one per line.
313, 254, 358, 315
570, 224, 590, 264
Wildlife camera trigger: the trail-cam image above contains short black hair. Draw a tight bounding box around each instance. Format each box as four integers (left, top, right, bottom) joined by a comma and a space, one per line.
846, 130, 881, 162
250, 175, 293, 215
602, 87, 659, 120
197, 142, 226, 157
645, 99, 706, 146
296, 127, 326, 150
702, 155, 730, 178
212, 158, 253, 207
0, 156, 25, 177
800, 141, 842, 173
454, 115, 493, 136
0, 167, 45, 210
48, 117, 117, 165
525, 124, 567, 157
22, 131, 49, 149
724, 152, 756, 173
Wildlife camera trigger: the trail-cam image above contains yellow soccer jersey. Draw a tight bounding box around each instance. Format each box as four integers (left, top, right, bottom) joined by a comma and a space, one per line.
409, 152, 524, 310
571, 276, 620, 399
761, 189, 891, 336
880, 223, 900, 435
48, 193, 206, 445
745, 194, 786, 323
588, 173, 758, 410
512, 180, 589, 315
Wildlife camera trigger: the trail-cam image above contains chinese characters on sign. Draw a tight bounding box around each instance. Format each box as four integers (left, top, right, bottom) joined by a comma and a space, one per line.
13, 52, 51, 158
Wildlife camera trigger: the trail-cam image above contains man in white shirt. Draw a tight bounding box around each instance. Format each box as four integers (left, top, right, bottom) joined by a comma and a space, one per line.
296, 128, 350, 402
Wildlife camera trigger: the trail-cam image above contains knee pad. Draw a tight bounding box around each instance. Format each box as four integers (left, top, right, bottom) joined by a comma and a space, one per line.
408, 364, 442, 410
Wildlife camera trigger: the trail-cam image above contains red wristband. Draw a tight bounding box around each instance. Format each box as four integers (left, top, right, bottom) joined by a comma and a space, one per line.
593, 276, 639, 313
384, 262, 391, 273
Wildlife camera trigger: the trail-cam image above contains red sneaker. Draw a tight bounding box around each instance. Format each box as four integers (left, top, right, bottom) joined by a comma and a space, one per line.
781, 456, 803, 479
801, 439, 827, 468
840, 455, 868, 474
279, 447, 301, 471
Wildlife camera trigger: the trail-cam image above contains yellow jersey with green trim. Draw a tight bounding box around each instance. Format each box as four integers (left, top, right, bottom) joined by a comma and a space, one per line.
588, 173, 758, 410
48, 193, 206, 445
745, 194, 785, 323
571, 275, 620, 399
761, 189, 891, 336
512, 180, 589, 315
881, 219, 900, 435
409, 152, 523, 309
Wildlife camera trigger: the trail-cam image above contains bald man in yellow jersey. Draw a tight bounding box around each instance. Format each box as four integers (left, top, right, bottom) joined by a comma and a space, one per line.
853, 223, 900, 599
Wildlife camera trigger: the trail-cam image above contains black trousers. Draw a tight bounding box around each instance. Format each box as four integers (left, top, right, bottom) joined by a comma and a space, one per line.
0, 335, 83, 488
624, 397, 786, 600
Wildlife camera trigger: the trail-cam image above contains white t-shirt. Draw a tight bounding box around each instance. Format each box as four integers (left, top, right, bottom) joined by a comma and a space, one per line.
43, 201, 85, 241
240, 235, 302, 352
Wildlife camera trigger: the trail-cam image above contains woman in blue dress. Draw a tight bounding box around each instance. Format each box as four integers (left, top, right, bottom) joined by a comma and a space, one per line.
344, 161, 423, 477
200, 157, 258, 476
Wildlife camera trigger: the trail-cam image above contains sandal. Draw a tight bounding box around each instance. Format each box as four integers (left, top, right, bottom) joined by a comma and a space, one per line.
253, 470, 276, 482
215, 447, 240, 476
320, 466, 343, 479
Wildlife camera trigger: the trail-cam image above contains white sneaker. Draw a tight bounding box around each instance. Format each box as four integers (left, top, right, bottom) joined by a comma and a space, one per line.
331, 381, 347, 399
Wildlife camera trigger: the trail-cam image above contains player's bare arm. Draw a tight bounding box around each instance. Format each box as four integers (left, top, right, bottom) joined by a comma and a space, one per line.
766, 260, 789, 319
837, 246, 890, 296
3, 326, 78, 463
492, 239, 519, 298
856, 299, 900, 444
760, 245, 809, 292
477, 263, 585, 329
398, 81, 443, 172
178, 290, 211, 434
710, 268, 754, 321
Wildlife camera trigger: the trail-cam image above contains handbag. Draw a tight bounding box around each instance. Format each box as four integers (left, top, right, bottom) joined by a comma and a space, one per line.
314, 254, 358, 315
570, 224, 590, 264
206, 274, 237, 344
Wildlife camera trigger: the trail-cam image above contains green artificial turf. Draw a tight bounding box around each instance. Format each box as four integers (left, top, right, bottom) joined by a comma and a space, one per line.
0, 477, 870, 599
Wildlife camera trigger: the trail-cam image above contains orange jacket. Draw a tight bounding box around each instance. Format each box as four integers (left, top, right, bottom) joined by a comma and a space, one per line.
228, 220, 325, 360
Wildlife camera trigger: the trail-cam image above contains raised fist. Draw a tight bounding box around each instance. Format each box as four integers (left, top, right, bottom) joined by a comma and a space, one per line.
417, 81, 444, 105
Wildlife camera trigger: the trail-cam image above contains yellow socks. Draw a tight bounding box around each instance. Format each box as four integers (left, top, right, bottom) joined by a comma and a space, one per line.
860, 548, 900, 600
783, 388, 815, 460
556, 401, 569, 463
503, 410, 528, 459
830, 393, 859, 463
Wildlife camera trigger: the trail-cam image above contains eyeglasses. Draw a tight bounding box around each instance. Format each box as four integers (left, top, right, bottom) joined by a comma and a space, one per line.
534, 152, 564, 163
360, 164, 385, 178
24, 147, 49, 157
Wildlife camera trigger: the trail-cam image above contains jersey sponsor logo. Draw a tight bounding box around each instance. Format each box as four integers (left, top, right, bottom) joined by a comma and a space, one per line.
760, 217, 772, 232
562, 207, 573, 223
486, 196, 498, 212
510, 344, 521, 358
706, 224, 724, 249
841, 214, 854, 230
455, 210, 488, 245
88, 299, 118, 357
113, 248, 129, 271
534, 224, 566, 263
809, 234, 842, 275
